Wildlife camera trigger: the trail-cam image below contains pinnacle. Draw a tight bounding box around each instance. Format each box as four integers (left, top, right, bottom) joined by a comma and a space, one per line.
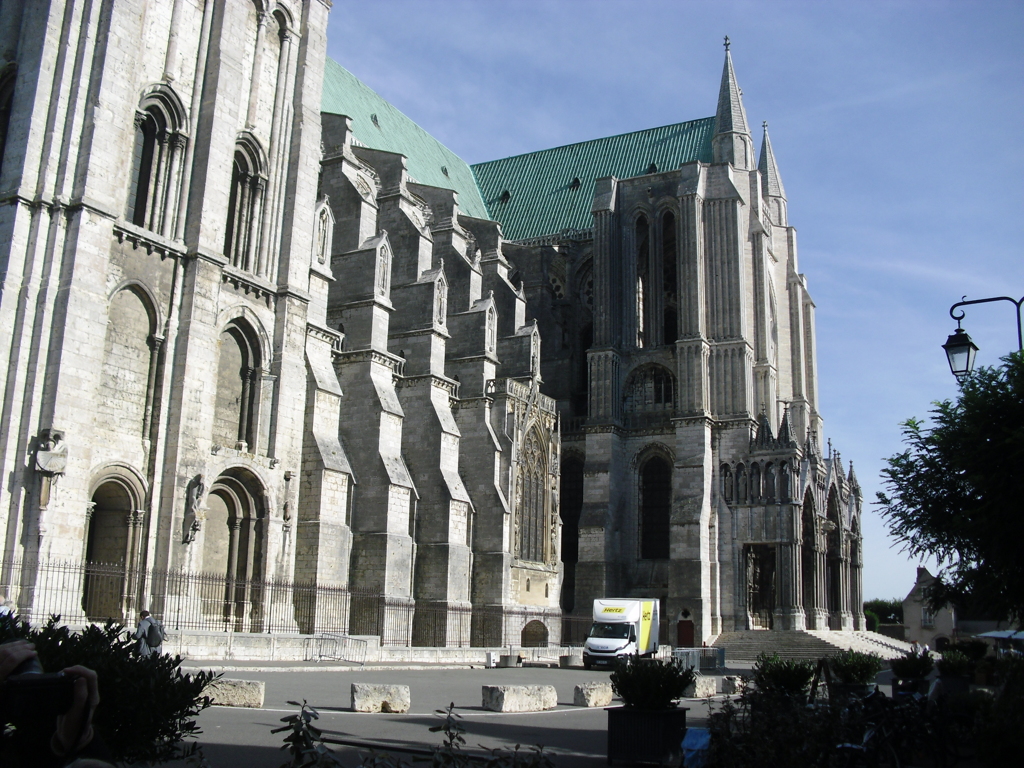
758, 122, 787, 199
714, 43, 750, 137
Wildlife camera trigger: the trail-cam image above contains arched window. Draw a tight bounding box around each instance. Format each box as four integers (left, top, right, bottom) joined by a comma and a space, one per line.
224, 139, 267, 274
779, 462, 791, 502
624, 365, 675, 414
126, 88, 188, 236
639, 454, 671, 559
213, 320, 263, 454
0, 72, 15, 180
98, 286, 159, 440
559, 455, 585, 611
516, 429, 547, 563
485, 307, 497, 354
574, 322, 592, 418
764, 462, 776, 501
635, 215, 649, 348
662, 211, 678, 343
750, 463, 762, 501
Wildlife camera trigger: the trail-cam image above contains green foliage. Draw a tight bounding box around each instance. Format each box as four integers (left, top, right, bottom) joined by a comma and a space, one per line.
936, 649, 972, 677
950, 638, 988, 663
272, 700, 348, 767
609, 654, 695, 710
977, 656, 1024, 764
827, 649, 884, 685
750, 652, 815, 697
271, 700, 555, 768
0, 614, 216, 764
889, 649, 934, 680
863, 598, 903, 626
877, 351, 1024, 622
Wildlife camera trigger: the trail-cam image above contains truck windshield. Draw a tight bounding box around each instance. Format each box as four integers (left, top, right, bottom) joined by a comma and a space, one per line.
589, 622, 630, 639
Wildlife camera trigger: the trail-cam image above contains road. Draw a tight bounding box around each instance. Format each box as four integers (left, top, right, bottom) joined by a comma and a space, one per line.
163, 665, 720, 767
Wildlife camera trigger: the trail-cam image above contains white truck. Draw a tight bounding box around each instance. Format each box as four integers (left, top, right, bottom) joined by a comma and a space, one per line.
582, 598, 659, 669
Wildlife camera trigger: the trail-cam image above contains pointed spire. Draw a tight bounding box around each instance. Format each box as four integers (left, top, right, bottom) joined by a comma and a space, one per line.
713, 38, 753, 168
758, 122, 786, 199
777, 407, 793, 446
752, 410, 775, 448
715, 38, 749, 135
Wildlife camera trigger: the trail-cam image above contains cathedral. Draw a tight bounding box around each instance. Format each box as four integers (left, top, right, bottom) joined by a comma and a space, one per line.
0, 0, 863, 650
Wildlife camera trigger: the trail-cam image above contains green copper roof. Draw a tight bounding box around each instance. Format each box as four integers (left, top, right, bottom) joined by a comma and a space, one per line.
321, 58, 489, 220
472, 118, 715, 241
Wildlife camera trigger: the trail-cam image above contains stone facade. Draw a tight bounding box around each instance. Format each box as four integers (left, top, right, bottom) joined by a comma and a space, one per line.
0, 0, 559, 647
0, 3, 860, 650
485, 46, 865, 642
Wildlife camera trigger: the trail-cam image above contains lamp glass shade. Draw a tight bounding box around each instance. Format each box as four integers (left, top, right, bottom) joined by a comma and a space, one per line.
942, 328, 979, 378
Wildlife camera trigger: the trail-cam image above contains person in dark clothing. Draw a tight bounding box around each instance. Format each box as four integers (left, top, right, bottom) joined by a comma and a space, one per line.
0, 639, 114, 767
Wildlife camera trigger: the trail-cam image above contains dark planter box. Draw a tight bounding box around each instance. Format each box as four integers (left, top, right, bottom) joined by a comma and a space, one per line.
607, 705, 687, 765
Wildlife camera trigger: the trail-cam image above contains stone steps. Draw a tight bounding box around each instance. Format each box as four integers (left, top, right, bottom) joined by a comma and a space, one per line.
712, 630, 914, 662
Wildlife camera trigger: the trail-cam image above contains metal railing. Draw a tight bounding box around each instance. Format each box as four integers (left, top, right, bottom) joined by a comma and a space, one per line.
673, 647, 726, 670
0, 558, 564, 648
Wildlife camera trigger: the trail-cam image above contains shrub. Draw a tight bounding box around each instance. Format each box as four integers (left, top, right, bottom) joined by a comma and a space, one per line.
890, 649, 934, 680
751, 652, 815, 697
610, 654, 695, 710
0, 614, 217, 764
936, 649, 972, 677
828, 649, 883, 685
951, 639, 988, 663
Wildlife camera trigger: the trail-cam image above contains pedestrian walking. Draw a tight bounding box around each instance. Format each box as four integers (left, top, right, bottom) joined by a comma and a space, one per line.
134, 610, 164, 658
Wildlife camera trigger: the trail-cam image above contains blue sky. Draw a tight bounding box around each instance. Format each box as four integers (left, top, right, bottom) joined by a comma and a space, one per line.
326, 0, 1024, 602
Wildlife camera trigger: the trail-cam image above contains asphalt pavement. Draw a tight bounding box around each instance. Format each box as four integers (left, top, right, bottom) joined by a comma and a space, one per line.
162, 664, 726, 768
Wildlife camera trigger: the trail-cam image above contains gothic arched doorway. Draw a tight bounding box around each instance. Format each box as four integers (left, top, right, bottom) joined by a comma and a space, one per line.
83, 475, 143, 622
200, 468, 267, 631
801, 492, 817, 627
521, 620, 549, 647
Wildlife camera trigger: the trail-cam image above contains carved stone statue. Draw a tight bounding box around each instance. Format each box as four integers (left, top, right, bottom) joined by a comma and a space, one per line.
34, 429, 67, 509
182, 474, 205, 544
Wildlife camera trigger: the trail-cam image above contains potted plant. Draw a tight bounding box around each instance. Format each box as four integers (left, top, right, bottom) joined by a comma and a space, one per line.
890, 649, 934, 696
751, 652, 815, 703
827, 649, 883, 700
936, 649, 972, 697
607, 654, 695, 766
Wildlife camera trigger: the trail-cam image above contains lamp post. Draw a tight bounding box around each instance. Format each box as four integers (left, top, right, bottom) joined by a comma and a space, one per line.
943, 295, 1024, 379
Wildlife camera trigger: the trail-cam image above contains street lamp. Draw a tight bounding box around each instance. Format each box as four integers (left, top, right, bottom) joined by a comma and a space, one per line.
944, 295, 1024, 379
942, 328, 978, 379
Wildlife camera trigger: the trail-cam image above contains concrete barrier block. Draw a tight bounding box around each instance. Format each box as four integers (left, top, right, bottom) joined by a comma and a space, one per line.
722, 676, 747, 695
573, 682, 613, 707
684, 674, 717, 698
351, 683, 411, 713
482, 684, 557, 712
207, 678, 265, 708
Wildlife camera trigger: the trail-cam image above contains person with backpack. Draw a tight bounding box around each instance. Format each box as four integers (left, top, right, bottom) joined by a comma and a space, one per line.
134, 611, 164, 658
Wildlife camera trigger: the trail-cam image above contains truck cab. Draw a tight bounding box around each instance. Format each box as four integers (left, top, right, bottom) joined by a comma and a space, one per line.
582, 598, 659, 669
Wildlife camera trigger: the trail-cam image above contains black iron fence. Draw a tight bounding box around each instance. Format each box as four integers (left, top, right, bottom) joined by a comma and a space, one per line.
0, 558, 563, 648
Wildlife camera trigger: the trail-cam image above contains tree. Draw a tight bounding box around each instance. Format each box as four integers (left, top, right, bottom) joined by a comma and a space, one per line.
877, 351, 1024, 622
862, 598, 903, 631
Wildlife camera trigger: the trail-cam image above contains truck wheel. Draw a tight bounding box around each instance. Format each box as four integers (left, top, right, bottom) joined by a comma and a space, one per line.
583, 660, 592, 670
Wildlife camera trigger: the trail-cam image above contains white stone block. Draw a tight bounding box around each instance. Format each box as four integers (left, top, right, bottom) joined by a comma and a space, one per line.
351, 683, 411, 713
573, 682, 613, 707
722, 676, 748, 695
207, 678, 265, 708
482, 685, 557, 712
683, 674, 717, 698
